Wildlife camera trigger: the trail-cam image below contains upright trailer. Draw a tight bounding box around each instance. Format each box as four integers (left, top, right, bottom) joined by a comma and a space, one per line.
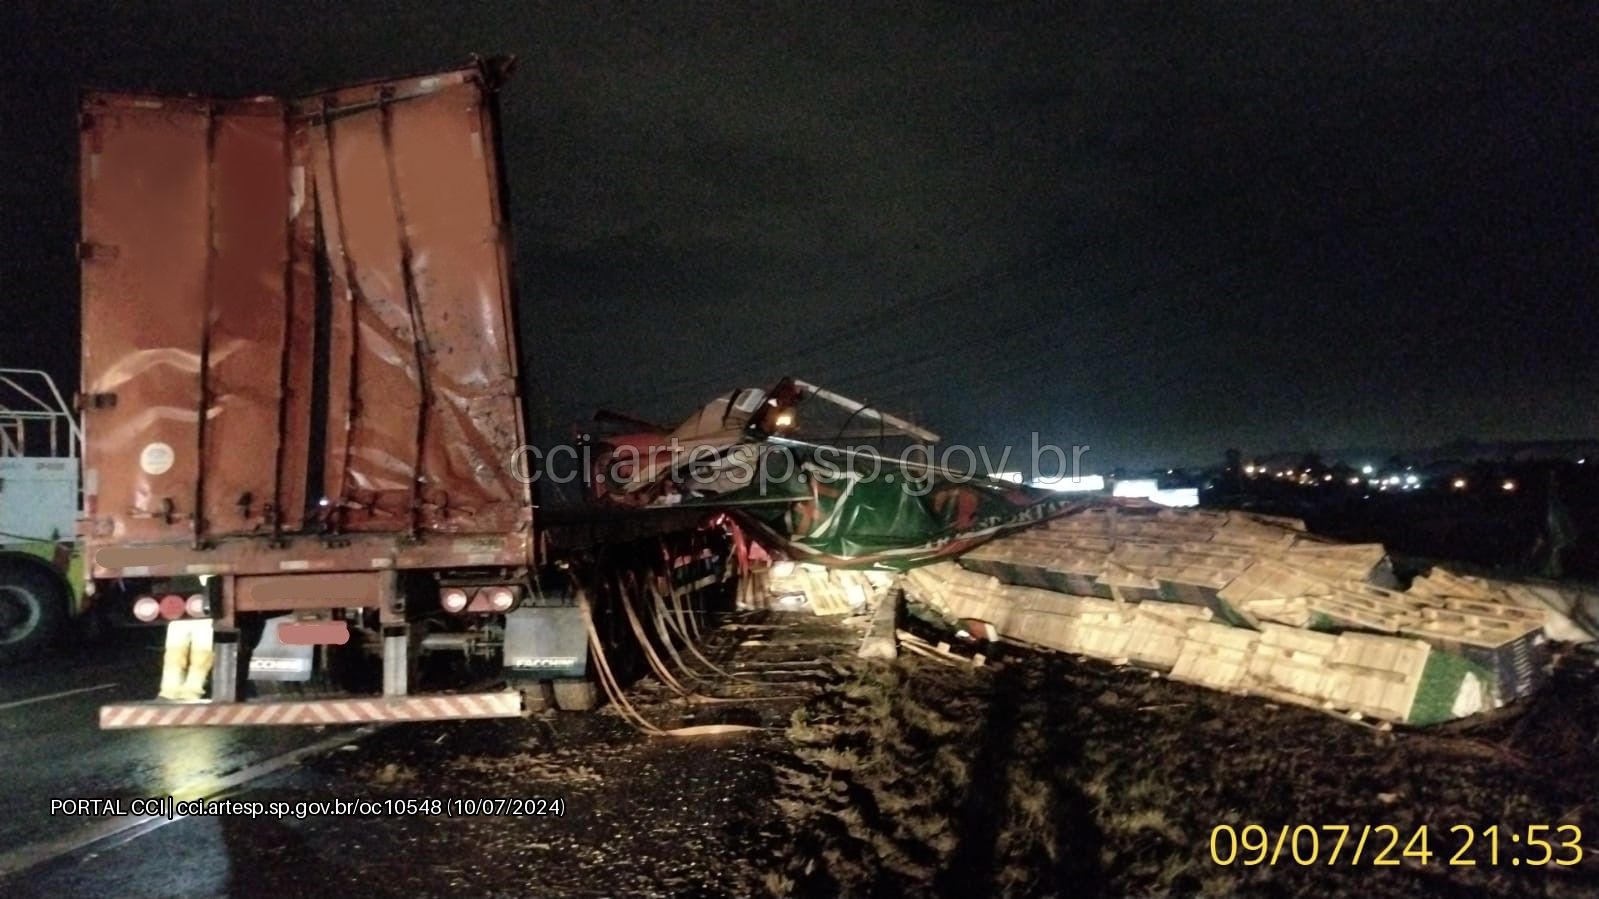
84, 60, 594, 727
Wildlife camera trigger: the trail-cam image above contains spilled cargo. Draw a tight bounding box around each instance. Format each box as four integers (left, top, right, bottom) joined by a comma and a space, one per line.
899, 501, 1589, 725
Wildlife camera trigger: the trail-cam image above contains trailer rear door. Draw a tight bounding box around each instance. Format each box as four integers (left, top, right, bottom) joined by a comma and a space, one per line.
80, 64, 529, 548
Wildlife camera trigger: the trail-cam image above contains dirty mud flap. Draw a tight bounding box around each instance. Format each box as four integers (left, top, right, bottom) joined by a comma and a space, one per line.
502, 604, 588, 679
98, 691, 522, 728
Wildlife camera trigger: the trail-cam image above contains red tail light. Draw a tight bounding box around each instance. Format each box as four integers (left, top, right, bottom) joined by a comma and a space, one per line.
158, 594, 186, 620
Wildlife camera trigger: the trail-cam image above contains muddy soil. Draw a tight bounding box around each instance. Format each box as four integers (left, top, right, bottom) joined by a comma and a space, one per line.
765, 626, 1599, 898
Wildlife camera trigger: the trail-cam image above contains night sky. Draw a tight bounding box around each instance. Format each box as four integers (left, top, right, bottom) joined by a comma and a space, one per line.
3, 2, 1595, 471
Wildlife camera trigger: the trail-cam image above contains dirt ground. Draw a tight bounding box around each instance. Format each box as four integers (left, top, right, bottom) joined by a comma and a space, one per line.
228, 611, 1598, 898
765, 621, 1599, 898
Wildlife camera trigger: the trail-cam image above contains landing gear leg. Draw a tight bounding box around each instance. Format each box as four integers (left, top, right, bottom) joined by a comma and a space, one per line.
382, 625, 409, 697
212, 629, 239, 703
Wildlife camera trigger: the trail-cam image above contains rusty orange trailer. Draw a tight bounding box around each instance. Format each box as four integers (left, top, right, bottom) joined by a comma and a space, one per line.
80, 60, 570, 725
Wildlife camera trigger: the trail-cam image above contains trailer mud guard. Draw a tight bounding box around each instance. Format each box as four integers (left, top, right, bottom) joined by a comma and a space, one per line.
502, 605, 588, 679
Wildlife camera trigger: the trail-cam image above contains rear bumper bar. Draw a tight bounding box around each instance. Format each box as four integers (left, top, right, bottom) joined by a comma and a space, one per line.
99, 691, 522, 728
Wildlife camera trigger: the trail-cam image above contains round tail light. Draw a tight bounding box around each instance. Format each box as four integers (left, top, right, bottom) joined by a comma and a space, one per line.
185, 593, 208, 618
487, 587, 517, 612
441, 588, 469, 613
158, 594, 186, 620
132, 596, 161, 622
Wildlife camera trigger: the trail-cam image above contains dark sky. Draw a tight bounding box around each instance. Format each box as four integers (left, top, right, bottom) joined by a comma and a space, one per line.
4, 2, 1596, 471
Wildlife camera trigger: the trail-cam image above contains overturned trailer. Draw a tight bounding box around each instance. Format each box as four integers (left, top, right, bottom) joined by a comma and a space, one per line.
81, 60, 623, 727
590, 383, 1590, 726
588, 377, 1079, 568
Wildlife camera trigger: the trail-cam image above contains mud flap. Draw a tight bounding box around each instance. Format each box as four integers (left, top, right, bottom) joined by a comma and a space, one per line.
248, 615, 314, 683
502, 605, 588, 680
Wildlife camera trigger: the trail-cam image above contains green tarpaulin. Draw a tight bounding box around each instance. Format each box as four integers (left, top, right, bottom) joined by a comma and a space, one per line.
697, 444, 1079, 570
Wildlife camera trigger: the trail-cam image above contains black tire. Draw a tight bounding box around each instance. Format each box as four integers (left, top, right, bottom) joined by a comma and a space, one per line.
0, 561, 69, 663
552, 678, 597, 712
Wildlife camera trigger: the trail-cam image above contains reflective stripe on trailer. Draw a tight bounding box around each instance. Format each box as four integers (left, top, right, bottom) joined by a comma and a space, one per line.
99, 692, 522, 728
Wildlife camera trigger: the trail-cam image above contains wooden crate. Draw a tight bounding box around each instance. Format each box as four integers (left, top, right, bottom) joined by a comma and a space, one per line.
1123, 617, 1188, 668
1402, 619, 1549, 702
1007, 608, 1080, 652
1321, 632, 1431, 721
1245, 644, 1334, 704
1171, 646, 1251, 690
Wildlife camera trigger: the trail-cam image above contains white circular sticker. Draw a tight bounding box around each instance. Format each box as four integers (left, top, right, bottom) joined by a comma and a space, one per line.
139, 442, 175, 476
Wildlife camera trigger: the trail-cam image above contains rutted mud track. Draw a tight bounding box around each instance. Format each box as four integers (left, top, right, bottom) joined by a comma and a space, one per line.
766, 652, 1100, 895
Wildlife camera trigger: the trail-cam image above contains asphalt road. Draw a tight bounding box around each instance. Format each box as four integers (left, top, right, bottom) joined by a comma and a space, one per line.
0, 631, 365, 893
0, 616, 831, 898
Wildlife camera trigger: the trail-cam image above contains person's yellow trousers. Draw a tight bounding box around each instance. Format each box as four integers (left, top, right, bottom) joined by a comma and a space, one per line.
158, 618, 214, 701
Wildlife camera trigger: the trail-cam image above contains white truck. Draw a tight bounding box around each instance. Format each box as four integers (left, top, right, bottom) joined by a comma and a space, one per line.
0, 368, 84, 662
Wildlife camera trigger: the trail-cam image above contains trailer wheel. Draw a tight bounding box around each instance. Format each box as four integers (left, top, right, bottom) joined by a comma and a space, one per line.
552, 678, 597, 712
0, 561, 68, 663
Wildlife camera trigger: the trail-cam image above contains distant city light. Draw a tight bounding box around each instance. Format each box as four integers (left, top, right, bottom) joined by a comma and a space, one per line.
1348, 476, 1361, 485
1244, 464, 1257, 475
1361, 465, 1374, 475
1404, 474, 1419, 485
1385, 475, 1401, 485
1322, 474, 1333, 482
1452, 478, 1467, 489
1502, 479, 1517, 492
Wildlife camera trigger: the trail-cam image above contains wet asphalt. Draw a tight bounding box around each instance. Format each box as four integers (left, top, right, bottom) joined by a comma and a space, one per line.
0, 618, 837, 898
0, 631, 363, 893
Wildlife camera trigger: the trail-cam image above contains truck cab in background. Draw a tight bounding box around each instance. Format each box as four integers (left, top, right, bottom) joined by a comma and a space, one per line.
0, 369, 85, 661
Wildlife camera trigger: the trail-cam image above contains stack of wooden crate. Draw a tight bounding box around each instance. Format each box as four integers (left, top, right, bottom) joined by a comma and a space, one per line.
765, 562, 891, 616
889, 501, 1564, 723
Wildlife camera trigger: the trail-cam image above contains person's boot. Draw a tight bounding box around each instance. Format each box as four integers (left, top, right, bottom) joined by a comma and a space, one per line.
174, 648, 213, 701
